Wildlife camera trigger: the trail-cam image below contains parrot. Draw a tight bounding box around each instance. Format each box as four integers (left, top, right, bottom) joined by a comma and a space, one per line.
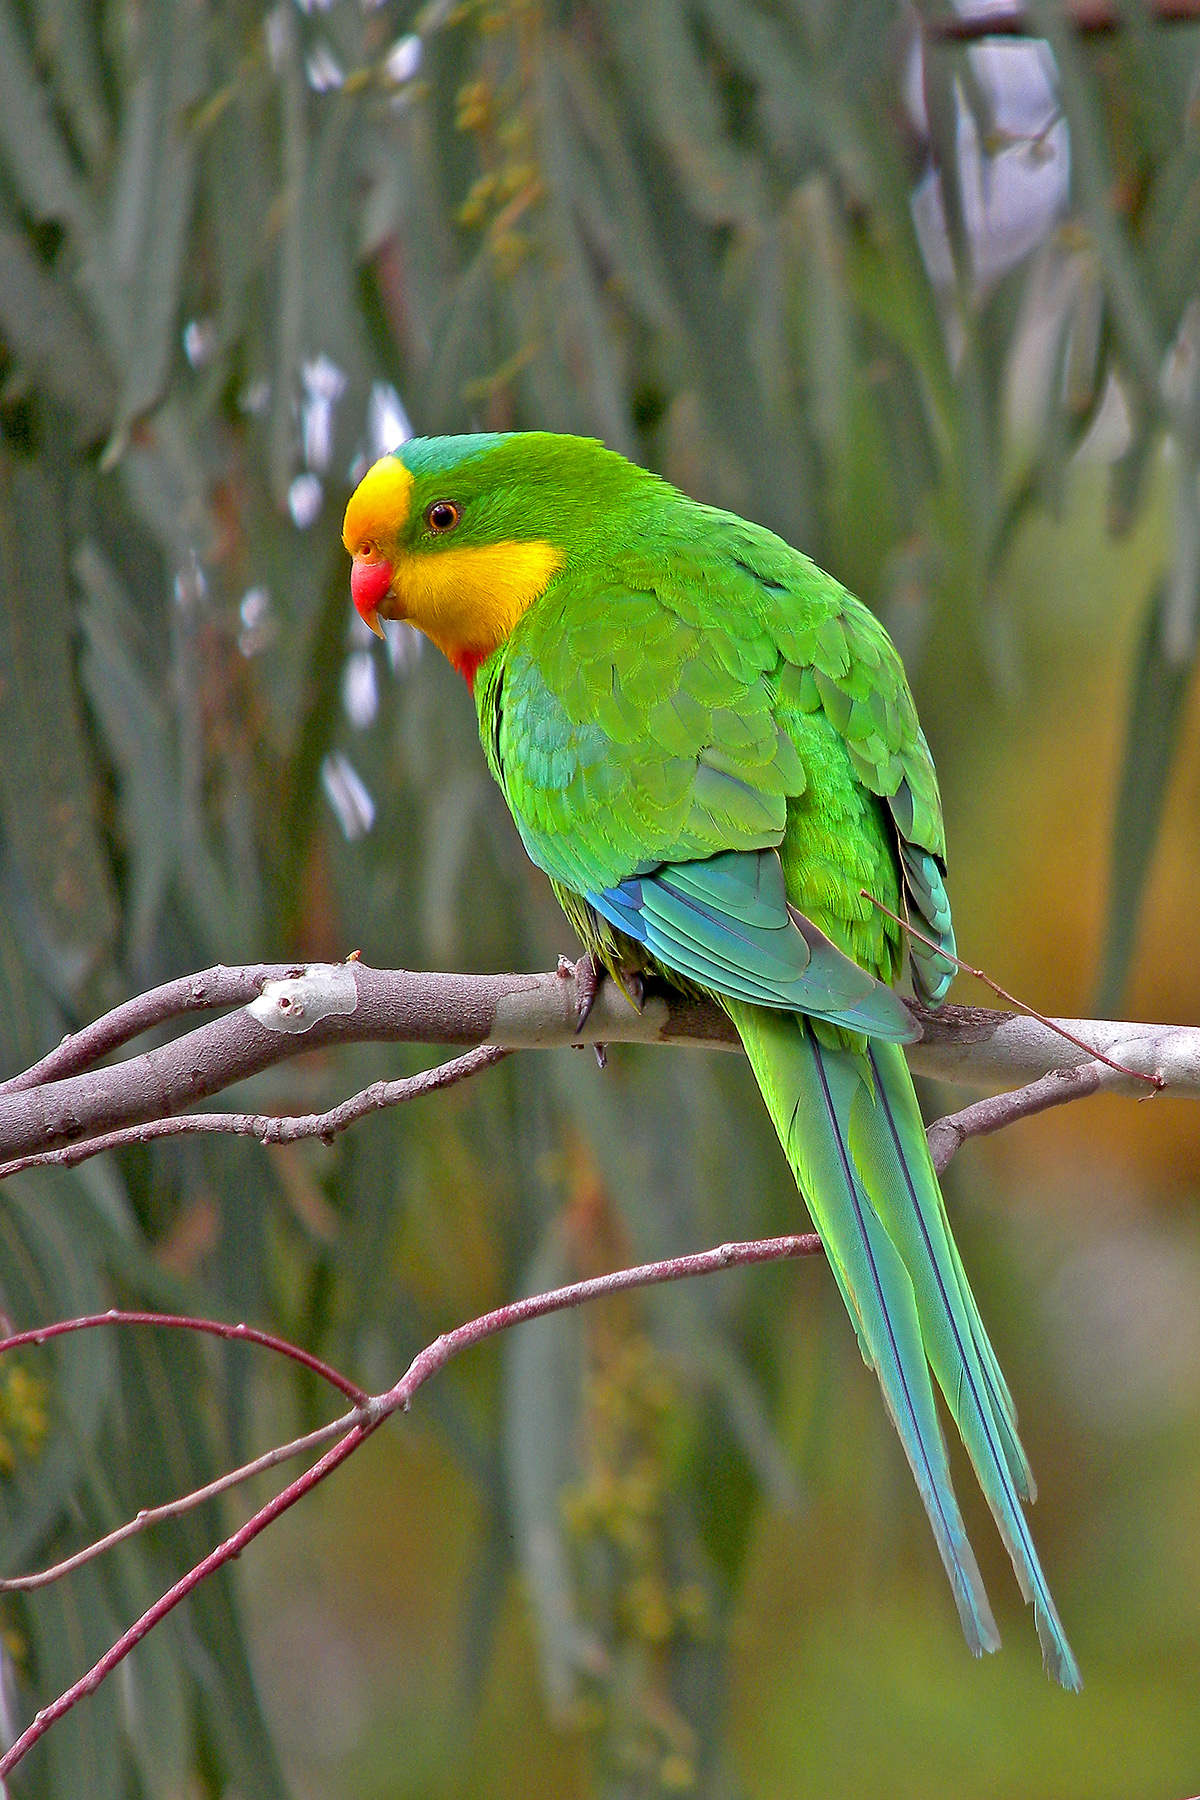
342, 430, 1080, 1689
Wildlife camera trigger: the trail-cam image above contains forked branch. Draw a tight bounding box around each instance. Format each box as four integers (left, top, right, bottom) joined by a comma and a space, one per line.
0, 1234, 820, 1781
0, 960, 1191, 1183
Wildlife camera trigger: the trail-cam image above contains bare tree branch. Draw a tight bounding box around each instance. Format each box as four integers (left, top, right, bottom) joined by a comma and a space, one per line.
927, 1063, 1107, 1174
0, 1308, 367, 1399
864, 894, 1161, 1089
0, 963, 304, 1095
0, 1043, 511, 1180
0, 961, 1192, 1174
0, 1412, 360, 1594
0, 962, 1194, 1772
904, 1004, 1194, 1093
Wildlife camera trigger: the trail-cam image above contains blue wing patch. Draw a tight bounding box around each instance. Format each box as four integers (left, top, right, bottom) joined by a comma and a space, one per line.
589, 849, 918, 1042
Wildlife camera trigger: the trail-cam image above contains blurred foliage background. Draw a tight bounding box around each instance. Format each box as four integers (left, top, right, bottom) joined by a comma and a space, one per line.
0, 0, 1199, 1794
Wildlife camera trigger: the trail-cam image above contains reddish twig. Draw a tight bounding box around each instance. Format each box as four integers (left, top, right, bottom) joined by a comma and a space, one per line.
861, 891, 1162, 1090
0, 1417, 380, 1781
0, 1411, 362, 1593
0, 1231, 820, 1781
927, 1062, 1107, 1174
0, 964, 302, 1097
0, 1311, 366, 1403
0, 1043, 511, 1182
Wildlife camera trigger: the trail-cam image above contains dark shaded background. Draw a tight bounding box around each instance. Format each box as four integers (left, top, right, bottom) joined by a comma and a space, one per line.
0, 1, 1199, 1794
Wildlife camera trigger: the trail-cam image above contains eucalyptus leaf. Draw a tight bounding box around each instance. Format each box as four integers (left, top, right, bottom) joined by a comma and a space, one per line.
105, 0, 206, 441
21, 1569, 123, 1800
0, 452, 119, 1011
503, 1221, 591, 1717
1096, 576, 1197, 1013
75, 539, 179, 972
0, 227, 115, 441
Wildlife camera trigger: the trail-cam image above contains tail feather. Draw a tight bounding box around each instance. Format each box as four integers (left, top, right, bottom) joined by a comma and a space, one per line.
729, 1001, 1000, 1660
729, 1001, 1081, 1691
859, 1042, 1080, 1691
855, 1047, 1034, 1501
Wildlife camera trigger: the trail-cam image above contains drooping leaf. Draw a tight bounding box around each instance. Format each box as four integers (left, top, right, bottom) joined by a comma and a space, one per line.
0, 451, 119, 1012
114, 1324, 293, 1800
20, 1568, 123, 1800
503, 1219, 590, 1717
30, 0, 112, 171
0, 1169, 115, 1575
75, 539, 179, 972
0, 225, 115, 441
104, 0, 206, 445
1096, 576, 1198, 1012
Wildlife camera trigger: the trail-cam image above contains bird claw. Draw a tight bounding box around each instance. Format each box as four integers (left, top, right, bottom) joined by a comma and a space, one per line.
621, 968, 645, 1014
571, 952, 603, 1033
593, 1043, 608, 1070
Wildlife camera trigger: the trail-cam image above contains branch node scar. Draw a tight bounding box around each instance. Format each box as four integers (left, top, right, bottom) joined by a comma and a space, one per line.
247, 963, 359, 1035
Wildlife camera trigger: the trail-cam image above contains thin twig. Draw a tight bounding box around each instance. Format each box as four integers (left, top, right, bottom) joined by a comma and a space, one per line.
0, 1043, 511, 1182
0, 1419, 380, 1782
862, 892, 1163, 1089
0, 1410, 362, 1593
927, 1063, 1107, 1175
0, 1311, 366, 1403
0, 1231, 821, 1781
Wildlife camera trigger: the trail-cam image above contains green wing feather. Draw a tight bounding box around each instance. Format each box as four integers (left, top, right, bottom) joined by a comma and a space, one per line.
853, 1042, 1079, 1687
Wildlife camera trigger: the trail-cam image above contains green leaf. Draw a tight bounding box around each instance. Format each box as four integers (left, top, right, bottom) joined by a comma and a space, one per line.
0, 225, 115, 441
115, 1325, 293, 1800
1027, 0, 1167, 398
110, 1565, 192, 1800
611, 0, 762, 229
423, 242, 496, 429
75, 539, 178, 972
0, 0, 95, 236
552, 34, 681, 337
503, 1220, 590, 1717
1096, 576, 1198, 1013
0, 891, 56, 1079
105, 0, 206, 443
0, 1170, 115, 1575
30, 0, 112, 171
269, 0, 307, 506
0, 451, 119, 1012
21, 1568, 123, 1800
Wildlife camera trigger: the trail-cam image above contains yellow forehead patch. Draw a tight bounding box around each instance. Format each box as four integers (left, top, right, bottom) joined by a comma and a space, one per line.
342, 456, 414, 551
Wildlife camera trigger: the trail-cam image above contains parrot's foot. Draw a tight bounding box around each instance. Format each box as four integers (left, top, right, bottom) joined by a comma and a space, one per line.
622, 968, 645, 1013
564, 951, 603, 1033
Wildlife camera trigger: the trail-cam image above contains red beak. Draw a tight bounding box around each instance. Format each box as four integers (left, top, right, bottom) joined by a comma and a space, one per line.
350, 557, 394, 637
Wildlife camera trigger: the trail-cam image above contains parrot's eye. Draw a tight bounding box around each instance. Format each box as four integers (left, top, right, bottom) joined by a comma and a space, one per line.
359, 539, 377, 559
425, 500, 461, 534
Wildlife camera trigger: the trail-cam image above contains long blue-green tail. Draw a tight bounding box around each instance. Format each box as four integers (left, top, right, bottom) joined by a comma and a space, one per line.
728, 1000, 1081, 1690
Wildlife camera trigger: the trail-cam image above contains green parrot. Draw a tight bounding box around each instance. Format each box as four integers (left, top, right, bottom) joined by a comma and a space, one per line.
343, 431, 1080, 1689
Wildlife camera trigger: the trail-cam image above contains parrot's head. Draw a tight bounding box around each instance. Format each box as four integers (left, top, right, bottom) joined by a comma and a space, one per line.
342, 431, 650, 685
